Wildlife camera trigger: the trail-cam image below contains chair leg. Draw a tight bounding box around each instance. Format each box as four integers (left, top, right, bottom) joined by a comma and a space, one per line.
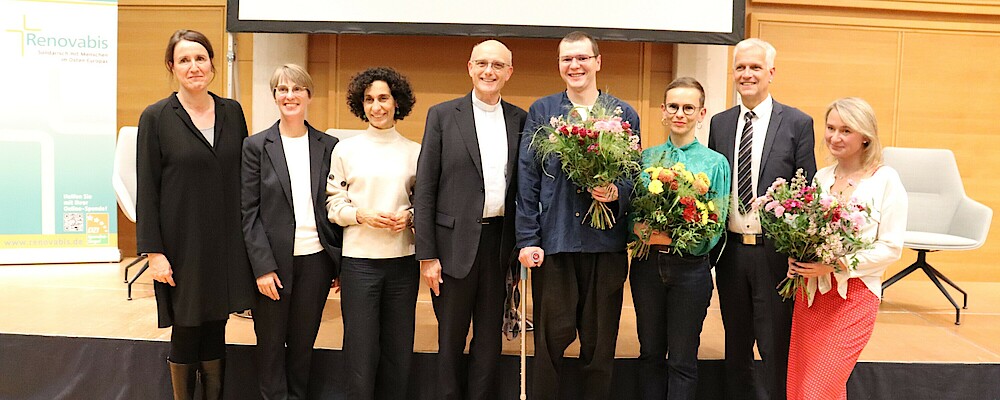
881, 261, 921, 290
122, 254, 147, 283
921, 267, 962, 325
127, 261, 150, 301
884, 250, 968, 325
927, 264, 968, 310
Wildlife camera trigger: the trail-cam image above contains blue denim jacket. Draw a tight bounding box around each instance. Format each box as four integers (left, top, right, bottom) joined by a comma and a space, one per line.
515, 91, 640, 254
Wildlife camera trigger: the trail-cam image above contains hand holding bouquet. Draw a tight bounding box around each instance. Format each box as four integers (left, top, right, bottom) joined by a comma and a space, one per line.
628, 160, 724, 259
755, 169, 873, 301
531, 101, 641, 230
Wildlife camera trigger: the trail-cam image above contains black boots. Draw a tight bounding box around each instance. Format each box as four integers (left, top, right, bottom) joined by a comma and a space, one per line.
167, 359, 197, 400
199, 358, 225, 400
167, 358, 225, 400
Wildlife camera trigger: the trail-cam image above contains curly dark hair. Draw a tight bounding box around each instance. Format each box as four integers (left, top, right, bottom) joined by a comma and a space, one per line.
346, 67, 416, 122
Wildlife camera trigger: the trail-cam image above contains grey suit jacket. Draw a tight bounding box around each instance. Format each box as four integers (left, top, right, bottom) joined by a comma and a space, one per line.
241, 121, 342, 286
413, 93, 528, 280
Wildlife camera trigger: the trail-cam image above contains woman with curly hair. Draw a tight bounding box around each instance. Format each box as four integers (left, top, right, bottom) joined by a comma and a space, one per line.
325, 66, 420, 400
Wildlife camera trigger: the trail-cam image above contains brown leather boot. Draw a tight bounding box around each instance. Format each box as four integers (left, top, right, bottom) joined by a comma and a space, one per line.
167, 359, 197, 400
199, 358, 225, 400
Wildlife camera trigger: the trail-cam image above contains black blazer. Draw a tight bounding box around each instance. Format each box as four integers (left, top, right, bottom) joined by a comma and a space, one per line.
707, 99, 817, 198
414, 93, 528, 279
241, 121, 342, 287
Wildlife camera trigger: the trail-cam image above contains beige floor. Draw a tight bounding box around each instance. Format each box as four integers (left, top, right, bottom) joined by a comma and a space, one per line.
1, 260, 998, 363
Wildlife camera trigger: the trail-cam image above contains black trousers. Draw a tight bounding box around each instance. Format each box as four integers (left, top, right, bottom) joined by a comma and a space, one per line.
630, 251, 713, 400
431, 223, 506, 400
252, 251, 336, 400
715, 236, 793, 400
530, 251, 628, 400
340, 255, 419, 400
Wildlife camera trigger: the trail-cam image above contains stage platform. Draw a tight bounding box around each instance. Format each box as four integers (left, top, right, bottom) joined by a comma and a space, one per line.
1, 259, 998, 399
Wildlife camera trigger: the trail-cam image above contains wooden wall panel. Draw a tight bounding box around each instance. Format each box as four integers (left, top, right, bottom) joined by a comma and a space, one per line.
306, 35, 663, 146
751, 12, 1000, 281
117, 5, 227, 256
895, 31, 1000, 281
756, 21, 901, 168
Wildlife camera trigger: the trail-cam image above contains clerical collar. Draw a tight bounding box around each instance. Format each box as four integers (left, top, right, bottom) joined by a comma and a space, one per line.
471, 91, 502, 112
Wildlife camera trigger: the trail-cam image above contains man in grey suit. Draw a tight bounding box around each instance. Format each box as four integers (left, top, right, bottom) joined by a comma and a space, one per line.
413, 39, 527, 400
707, 38, 817, 400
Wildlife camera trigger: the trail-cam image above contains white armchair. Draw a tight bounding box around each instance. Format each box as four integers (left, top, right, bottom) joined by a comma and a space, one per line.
112, 126, 147, 300
880, 147, 992, 325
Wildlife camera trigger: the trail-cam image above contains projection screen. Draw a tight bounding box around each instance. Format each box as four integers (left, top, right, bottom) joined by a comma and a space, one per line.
227, 0, 745, 45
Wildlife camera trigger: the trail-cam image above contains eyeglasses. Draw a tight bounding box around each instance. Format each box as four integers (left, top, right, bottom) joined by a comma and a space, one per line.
274, 85, 308, 96
559, 55, 596, 64
664, 103, 701, 116
471, 59, 509, 70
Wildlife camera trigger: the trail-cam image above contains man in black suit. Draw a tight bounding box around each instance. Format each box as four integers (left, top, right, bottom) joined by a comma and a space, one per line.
707, 38, 817, 400
241, 65, 342, 400
414, 40, 528, 400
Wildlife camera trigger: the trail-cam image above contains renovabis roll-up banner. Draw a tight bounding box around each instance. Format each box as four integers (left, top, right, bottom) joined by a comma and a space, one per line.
0, 0, 119, 264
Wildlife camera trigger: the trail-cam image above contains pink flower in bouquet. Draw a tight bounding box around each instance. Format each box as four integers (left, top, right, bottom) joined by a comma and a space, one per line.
530, 100, 642, 230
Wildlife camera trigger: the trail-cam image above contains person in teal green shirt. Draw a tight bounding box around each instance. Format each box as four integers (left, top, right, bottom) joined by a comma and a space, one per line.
629, 77, 730, 399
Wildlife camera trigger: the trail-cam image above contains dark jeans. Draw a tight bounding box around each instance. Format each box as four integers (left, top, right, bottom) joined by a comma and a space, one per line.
630, 250, 714, 400
530, 251, 629, 400
716, 237, 793, 400
340, 255, 419, 400
253, 251, 336, 400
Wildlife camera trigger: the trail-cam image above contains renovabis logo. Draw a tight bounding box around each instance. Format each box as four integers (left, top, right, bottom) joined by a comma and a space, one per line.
6, 15, 109, 57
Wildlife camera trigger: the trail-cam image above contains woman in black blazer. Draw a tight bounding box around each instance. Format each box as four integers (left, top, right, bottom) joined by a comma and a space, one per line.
241, 64, 342, 400
136, 29, 255, 400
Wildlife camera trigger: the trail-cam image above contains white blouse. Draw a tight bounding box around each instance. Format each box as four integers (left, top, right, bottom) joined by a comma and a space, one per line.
804, 164, 908, 306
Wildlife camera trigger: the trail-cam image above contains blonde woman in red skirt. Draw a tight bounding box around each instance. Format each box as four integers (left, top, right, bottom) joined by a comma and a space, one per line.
785, 97, 907, 400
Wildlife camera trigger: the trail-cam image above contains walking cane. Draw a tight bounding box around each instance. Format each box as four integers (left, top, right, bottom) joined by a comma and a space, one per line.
521, 251, 540, 400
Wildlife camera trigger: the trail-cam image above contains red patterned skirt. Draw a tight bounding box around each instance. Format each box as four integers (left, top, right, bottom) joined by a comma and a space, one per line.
787, 277, 879, 400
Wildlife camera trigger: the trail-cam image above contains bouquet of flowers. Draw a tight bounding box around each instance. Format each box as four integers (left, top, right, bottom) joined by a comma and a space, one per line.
628, 159, 725, 259
531, 100, 641, 230
754, 169, 873, 301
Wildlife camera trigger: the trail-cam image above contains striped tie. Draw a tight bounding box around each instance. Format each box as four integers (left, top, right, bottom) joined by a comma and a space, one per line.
737, 111, 756, 211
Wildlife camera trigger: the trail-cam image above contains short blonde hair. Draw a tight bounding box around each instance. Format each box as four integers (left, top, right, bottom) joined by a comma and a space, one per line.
270, 64, 314, 98
826, 97, 882, 169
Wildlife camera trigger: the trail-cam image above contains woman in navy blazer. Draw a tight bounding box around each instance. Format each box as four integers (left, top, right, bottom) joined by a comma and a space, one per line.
241, 64, 342, 400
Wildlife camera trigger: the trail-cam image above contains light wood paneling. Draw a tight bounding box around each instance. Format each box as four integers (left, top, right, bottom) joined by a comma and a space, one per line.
752, 0, 1000, 16
756, 21, 901, 166
117, 5, 228, 256
306, 34, 666, 144
751, 11, 1000, 281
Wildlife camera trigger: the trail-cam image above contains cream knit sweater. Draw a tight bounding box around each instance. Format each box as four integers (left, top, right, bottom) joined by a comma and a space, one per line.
326, 126, 420, 259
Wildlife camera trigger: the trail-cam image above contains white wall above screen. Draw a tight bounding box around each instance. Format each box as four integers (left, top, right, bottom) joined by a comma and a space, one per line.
228, 0, 744, 45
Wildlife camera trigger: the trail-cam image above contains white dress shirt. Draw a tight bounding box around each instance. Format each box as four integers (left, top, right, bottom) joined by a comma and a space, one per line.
728, 95, 774, 234
471, 92, 509, 218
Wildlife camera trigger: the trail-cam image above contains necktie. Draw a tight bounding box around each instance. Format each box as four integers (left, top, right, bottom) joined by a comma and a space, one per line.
737, 111, 756, 211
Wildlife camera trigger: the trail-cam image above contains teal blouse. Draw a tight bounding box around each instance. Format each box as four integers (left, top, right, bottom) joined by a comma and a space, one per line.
632, 137, 731, 256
